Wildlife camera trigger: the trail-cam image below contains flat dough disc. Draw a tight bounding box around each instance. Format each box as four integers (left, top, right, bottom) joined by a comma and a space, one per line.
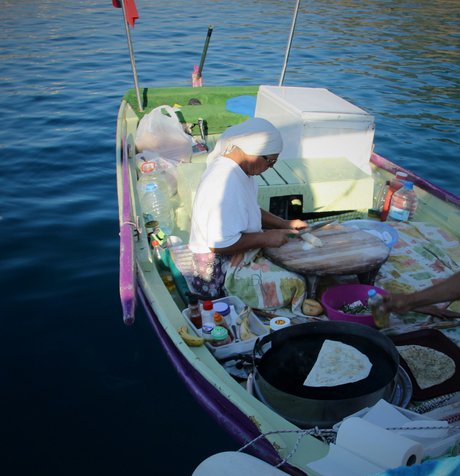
304, 339, 372, 387
397, 345, 455, 389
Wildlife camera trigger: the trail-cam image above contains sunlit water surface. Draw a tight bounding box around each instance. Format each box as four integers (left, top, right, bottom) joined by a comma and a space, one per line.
1, 0, 459, 474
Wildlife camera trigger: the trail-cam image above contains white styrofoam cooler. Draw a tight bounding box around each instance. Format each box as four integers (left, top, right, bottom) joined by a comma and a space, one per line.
255, 86, 375, 173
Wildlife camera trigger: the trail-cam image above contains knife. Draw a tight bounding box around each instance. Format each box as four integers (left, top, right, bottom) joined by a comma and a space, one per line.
296, 219, 336, 236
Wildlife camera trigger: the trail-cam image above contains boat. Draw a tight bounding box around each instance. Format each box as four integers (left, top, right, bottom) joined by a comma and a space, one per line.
115, 2, 460, 475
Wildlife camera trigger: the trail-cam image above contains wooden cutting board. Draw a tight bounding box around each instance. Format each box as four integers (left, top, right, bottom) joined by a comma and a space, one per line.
263, 225, 390, 276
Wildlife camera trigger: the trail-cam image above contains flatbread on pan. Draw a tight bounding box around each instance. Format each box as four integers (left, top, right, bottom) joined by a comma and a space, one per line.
397, 345, 455, 389
304, 339, 372, 387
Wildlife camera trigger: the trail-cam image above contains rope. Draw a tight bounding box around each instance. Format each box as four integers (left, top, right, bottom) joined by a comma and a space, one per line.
237, 427, 337, 468
121, 221, 137, 228
238, 423, 460, 468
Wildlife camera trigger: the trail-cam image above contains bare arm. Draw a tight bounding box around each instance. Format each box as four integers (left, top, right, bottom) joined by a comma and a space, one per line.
381, 272, 460, 314
210, 229, 294, 254
210, 209, 309, 255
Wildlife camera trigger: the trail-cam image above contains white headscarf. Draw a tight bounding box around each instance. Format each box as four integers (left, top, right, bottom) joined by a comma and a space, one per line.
206, 117, 283, 165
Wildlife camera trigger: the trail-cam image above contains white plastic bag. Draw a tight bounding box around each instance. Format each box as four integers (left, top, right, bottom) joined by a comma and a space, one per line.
135, 150, 178, 196
135, 105, 192, 163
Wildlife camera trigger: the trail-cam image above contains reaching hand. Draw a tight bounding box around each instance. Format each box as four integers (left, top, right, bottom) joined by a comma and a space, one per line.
380, 293, 413, 314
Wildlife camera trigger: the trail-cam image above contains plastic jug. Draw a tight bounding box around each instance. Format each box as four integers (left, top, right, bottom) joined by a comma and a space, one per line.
388, 181, 418, 222
140, 179, 175, 236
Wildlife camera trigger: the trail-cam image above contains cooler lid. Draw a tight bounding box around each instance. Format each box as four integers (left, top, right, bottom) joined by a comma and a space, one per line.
259, 85, 371, 116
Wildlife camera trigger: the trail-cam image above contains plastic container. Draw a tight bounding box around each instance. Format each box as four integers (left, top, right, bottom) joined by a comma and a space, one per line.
188, 295, 202, 329
341, 219, 399, 250
201, 301, 216, 339
182, 295, 269, 359
210, 327, 232, 347
254, 85, 375, 172
137, 157, 177, 196
139, 177, 175, 236
213, 302, 230, 319
388, 181, 418, 222
270, 317, 291, 332
377, 172, 408, 222
321, 284, 388, 328
368, 289, 390, 328
214, 312, 235, 341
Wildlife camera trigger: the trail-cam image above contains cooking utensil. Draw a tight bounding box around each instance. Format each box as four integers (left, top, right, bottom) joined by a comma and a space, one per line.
296, 219, 335, 236
253, 321, 399, 428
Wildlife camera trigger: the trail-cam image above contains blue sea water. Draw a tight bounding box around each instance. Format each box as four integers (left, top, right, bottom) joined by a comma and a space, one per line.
1, 0, 459, 474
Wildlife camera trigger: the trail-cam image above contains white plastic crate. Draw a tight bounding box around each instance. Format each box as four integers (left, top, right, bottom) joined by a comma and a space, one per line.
182, 295, 268, 360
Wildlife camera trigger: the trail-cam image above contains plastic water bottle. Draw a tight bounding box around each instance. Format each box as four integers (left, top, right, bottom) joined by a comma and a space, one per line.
368, 290, 390, 328
388, 181, 418, 222
139, 177, 175, 236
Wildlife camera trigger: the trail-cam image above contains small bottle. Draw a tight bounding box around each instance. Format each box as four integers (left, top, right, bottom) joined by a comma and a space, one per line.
188, 295, 202, 329
214, 312, 234, 342
388, 181, 418, 222
201, 301, 216, 339
379, 172, 408, 222
270, 317, 291, 333
368, 290, 390, 328
210, 326, 232, 347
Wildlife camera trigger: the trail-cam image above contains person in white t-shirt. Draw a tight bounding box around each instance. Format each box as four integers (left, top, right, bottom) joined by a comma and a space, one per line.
188, 118, 309, 309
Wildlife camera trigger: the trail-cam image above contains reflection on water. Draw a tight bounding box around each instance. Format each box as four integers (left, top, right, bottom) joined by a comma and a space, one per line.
0, 0, 459, 474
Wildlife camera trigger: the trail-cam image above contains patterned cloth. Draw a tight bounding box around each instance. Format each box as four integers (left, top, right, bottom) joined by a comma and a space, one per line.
373, 222, 460, 343
190, 252, 231, 299
224, 250, 306, 314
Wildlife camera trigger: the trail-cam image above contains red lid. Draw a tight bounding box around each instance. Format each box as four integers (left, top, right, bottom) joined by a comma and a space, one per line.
203, 301, 213, 311
151, 240, 160, 247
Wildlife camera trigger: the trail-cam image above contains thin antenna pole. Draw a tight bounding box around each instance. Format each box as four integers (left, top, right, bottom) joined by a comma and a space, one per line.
279, 0, 301, 87
120, 0, 143, 111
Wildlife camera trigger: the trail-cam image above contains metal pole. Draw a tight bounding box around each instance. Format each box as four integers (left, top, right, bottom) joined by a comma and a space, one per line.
197, 25, 214, 79
120, 0, 143, 112
279, 0, 301, 87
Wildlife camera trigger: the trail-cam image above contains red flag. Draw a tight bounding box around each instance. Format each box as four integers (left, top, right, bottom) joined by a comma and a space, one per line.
112, 0, 139, 28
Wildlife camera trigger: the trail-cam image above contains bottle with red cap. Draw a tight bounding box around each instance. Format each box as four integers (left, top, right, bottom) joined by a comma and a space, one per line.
379, 171, 408, 222
201, 301, 216, 339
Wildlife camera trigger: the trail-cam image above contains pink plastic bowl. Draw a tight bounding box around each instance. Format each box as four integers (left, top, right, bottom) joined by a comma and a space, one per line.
321, 284, 388, 328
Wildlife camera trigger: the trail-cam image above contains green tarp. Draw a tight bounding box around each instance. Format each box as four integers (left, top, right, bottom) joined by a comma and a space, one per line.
122, 85, 260, 135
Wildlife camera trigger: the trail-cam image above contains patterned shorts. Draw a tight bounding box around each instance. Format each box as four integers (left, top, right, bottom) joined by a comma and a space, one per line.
190, 252, 231, 299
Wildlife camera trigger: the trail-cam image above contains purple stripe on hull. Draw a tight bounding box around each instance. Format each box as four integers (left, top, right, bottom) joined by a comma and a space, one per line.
119, 135, 137, 325
137, 285, 308, 476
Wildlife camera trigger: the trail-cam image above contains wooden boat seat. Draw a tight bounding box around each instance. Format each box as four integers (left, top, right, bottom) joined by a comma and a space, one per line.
177, 157, 374, 218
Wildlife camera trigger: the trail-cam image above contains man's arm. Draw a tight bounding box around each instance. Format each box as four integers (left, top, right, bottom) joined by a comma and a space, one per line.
381, 272, 460, 314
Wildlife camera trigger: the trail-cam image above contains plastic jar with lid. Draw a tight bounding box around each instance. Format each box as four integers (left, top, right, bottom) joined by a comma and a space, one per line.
210, 326, 232, 347
213, 312, 235, 342
213, 302, 230, 320
270, 317, 291, 333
